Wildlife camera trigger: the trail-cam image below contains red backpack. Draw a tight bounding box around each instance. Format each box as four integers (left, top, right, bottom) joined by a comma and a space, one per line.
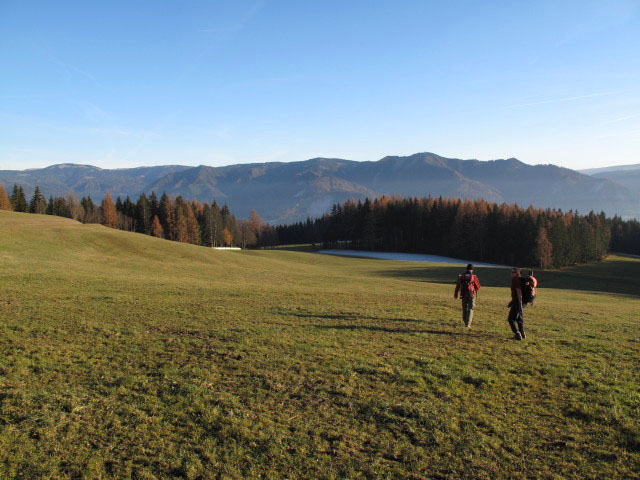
521, 276, 537, 305
460, 273, 477, 298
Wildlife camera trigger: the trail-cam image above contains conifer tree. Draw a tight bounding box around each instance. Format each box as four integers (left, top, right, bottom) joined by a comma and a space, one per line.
174, 200, 188, 243
10, 184, 28, 212
535, 226, 553, 268
150, 215, 164, 238
101, 192, 118, 228
80, 196, 97, 223
149, 192, 159, 219
29, 186, 47, 214
159, 192, 175, 240
0, 185, 11, 210
51, 197, 71, 218
122, 196, 136, 221
136, 193, 151, 234
46, 196, 54, 215
184, 201, 200, 244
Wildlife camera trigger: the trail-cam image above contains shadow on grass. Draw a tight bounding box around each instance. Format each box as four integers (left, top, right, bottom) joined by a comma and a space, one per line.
310, 324, 495, 339
376, 257, 640, 298
266, 244, 316, 252
282, 312, 422, 323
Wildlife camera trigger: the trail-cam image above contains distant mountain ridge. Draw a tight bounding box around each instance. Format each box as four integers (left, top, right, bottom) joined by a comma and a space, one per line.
1, 153, 638, 222
580, 163, 640, 175
580, 163, 640, 196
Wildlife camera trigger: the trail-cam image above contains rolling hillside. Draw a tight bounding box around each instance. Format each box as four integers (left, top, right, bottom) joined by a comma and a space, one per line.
1, 210, 639, 478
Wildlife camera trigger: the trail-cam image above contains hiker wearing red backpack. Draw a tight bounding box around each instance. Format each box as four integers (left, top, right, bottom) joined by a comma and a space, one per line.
508, 267, 526, 340
454, 264, 480, 328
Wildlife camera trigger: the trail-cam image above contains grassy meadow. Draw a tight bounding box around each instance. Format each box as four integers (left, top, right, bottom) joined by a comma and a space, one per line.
0, 210, 639, 479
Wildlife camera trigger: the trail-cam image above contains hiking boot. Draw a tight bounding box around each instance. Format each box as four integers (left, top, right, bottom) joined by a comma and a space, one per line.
513, 332, 523, 341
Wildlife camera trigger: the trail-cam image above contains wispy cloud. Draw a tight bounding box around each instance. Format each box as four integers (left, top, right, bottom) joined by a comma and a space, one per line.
36, 41, 105, 90
505, 91, 620, 109
600, 112, 640, 126
595, 128, 640, 140
72, 127, 155, 139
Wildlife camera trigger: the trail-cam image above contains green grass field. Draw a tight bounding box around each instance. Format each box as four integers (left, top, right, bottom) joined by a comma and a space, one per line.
1, 211, 639, 479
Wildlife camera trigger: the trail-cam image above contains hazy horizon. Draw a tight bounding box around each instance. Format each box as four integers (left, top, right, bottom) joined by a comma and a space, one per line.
2, 1, 639, 171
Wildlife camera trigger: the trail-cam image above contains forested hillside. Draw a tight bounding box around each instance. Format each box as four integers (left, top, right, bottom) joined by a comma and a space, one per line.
3, 183, 639, 266
278, 196, 640, 267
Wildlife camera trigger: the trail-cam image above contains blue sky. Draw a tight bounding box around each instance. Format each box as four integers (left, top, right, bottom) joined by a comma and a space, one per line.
1, 0, 639, 170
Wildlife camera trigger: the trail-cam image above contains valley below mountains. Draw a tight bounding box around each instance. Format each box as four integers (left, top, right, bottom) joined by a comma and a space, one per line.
2, 153, 638, 223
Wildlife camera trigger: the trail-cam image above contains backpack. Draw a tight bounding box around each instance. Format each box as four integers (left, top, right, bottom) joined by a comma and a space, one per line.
521, 277, 536, 305
460, 273, 477, 298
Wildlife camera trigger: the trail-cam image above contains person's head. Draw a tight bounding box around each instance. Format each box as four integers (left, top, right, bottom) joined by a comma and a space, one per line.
466, 263, 474, 272
511, 267, 521, 277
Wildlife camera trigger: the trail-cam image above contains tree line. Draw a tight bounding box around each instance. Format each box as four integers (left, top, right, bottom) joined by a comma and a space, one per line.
276, 196, 640, 267
0, 184, 278, 249
2, 184, 639, 264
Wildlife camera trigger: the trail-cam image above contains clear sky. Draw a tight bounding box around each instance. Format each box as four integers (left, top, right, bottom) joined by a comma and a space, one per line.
1, 0, 639, 171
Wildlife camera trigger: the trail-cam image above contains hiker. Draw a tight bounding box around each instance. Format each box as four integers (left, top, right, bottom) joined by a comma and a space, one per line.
507, 267, 526, 340
454, 264, 480, 328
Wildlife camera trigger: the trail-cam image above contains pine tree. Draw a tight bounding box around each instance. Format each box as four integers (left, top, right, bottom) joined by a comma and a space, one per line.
159, 192, 175, 240
80, 196, 97, 223
101, 192, 118, 228
10, 184, 28, 212
29, 186, 47, 214
136, 193, 151, 234
51, 197, 71, 218
149, 192, 159, 219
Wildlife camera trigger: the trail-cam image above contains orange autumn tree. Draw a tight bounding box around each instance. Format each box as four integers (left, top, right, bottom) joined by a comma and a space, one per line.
0, 185, 11, 210
150, 215, 164, 238
222, 227, 233, 247
100, 192, 118, 228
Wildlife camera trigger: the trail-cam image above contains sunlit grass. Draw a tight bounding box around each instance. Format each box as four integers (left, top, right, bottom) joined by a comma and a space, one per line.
1, 211, 638, 479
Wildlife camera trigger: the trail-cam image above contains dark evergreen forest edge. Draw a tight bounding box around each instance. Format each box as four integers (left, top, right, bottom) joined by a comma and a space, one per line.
2, 183, 639, 267
277, 196, 640, 267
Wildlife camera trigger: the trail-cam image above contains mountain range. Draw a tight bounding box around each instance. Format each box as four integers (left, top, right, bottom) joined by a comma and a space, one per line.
2, 153, 638, 223
579, 163, 640, 195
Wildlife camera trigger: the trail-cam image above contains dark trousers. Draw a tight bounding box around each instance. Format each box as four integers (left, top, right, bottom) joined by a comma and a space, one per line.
461, 296, 475, 326
508, 303, 525, 337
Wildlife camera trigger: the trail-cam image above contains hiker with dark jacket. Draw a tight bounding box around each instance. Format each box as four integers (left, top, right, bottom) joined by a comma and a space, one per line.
454, 264, 480, 328
508, 267, 526, 340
